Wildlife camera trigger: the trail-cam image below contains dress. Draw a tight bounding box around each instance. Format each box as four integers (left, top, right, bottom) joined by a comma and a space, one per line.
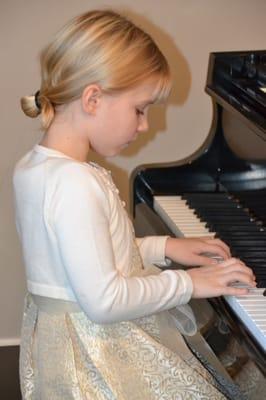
13, 144, 240, 399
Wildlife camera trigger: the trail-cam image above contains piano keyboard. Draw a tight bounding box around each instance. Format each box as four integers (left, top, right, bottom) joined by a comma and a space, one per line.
153, 194, 266, 352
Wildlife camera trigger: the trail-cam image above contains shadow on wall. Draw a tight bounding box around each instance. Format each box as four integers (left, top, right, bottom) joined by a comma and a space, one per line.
88, 8, 191, 201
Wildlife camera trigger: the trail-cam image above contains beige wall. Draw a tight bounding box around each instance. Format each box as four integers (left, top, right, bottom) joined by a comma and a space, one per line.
1, 0, 265, 343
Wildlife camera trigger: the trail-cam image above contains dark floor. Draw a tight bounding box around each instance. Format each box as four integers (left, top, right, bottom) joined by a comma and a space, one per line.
0, 346, 21, 399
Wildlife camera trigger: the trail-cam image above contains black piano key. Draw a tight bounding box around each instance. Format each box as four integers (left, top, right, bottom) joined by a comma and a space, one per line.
252, 272, 266, 278
183, 193, 228, 198
219, 234, 266, 242
243, 265, 266, 272
253, 276, 266, 282
184, 191, 266, 289
231, 247, 266, 253
208, 224, 262, 232
251, 271, 266, 277
197, 210, 249, 218
231, 253, 265, 259
203, 217, 254, 224
224, 240, 266, 247
251, 276, 266, 282
254, 206, 266, 211
242, 262, 266, 268
235, 195, 266, 203
248, 263, 266, 269
232, 252, 266, 258
250, 274, 266, 280
187, 202, 239, 208
201, 203, 246, 209
187, 201, 240, 208
195, 206, 247, 212
186, 201, 235, 207
219, 231, 266, 237
250, 268, 266, 275
254, 278, 266, 286
241, 258, 266, 264
252, 271, 266, 276
232, 190, 266, 227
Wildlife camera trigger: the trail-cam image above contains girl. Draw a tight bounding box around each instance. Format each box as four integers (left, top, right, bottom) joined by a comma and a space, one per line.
13, 9, 255, 400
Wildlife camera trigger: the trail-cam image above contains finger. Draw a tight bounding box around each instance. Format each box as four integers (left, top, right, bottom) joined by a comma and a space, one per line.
201, 243, 229, 261
199, 236, 231, 256
224, 272, 256, 287
223, 264, 255, 279
220, 257, 246, 268
192, 255, 221, 266
220, 259, 256, 280
204, 238, 231, 257
220, 258, 253, 273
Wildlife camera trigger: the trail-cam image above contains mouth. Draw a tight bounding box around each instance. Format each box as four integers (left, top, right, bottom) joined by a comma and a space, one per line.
131, 134, 138, 142
122, 134, 138, 148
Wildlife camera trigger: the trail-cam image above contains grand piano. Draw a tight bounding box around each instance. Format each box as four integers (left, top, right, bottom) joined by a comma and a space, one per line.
131, 50, 266, 378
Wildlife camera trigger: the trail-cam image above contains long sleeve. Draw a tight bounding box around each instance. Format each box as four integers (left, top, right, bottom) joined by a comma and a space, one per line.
135, 236, 171, 267
50, 163, 193, 324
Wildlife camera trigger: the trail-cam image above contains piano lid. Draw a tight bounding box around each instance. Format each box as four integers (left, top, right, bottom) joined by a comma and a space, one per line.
205, 51, 266, 189
206, 50, 266, 142
131, 50, 266, 210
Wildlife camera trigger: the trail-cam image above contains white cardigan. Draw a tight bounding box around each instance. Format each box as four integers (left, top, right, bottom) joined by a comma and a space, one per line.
12, 144, 193, 323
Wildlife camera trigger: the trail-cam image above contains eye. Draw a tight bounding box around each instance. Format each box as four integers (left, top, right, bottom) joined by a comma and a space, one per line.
136, 108, 144, 116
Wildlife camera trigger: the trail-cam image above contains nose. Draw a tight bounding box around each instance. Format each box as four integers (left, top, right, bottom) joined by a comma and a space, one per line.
137, 115, 149, 133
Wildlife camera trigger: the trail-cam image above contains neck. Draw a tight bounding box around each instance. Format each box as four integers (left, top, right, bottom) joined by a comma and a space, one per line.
39, 133, 90, 163
39, 111, 90, 163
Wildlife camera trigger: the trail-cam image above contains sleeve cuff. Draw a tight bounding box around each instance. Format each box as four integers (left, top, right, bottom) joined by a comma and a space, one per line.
173, 269, 194, 304
135, 236, 170, 267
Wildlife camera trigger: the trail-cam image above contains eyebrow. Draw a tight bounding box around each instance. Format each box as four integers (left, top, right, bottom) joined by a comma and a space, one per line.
138, 99, 155, 107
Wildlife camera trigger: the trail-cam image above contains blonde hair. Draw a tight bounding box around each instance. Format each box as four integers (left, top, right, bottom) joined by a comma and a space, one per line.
21, 10, 172, 130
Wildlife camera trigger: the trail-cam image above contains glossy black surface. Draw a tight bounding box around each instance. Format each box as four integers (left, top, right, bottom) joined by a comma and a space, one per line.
131, 50, 266, 374
207, 51, 266, 138
132, 51, 266, 212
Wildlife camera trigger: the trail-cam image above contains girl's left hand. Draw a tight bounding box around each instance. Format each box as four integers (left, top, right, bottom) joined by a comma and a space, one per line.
165, 236, 231, 266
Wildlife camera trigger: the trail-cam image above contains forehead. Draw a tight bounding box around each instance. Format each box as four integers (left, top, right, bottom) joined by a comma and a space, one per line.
103, 80, 159, 107
126, 81, 158, 103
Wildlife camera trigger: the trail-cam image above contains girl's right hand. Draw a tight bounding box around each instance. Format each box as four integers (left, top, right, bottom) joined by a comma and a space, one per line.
187, 257, 257, 298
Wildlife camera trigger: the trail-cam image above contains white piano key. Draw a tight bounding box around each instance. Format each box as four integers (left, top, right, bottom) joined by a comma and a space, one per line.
224, 293, 266, 351
153, 195, 266, 352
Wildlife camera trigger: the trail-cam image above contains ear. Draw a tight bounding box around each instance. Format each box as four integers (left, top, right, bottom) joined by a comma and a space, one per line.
81, 84, 102, 115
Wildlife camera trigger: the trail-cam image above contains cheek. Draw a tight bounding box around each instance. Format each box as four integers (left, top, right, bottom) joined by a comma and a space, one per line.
128, 111, 139, 128
126, 118, 138, 137
117, 111, 137, 134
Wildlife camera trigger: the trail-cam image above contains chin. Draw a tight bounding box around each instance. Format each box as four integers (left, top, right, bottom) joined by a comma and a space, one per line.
92, 143, 127, 158
107, 144, 130, 157
98, 149, 119, 158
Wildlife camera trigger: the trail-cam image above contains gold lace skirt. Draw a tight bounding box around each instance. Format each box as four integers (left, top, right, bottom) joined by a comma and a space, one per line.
19, 293, 227, 400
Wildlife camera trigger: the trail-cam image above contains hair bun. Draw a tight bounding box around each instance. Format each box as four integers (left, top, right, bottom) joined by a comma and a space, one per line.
20, 93, 42, 118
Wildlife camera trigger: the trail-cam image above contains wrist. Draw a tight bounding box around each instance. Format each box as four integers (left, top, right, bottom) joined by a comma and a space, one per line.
173, 269, 194, 304
165, 237, 180, 260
